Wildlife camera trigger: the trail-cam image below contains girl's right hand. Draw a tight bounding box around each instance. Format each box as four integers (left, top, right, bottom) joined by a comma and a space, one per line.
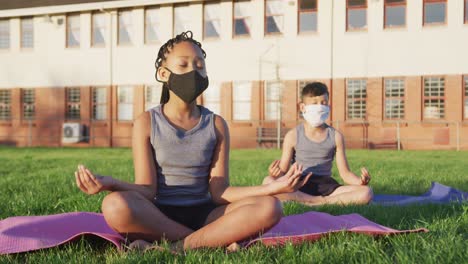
268, 163, 311, 194
75, 165, 115, 195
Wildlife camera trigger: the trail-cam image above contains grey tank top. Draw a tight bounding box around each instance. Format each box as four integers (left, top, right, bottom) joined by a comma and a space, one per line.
294, 123, 336, 177
149, 105, 217, 206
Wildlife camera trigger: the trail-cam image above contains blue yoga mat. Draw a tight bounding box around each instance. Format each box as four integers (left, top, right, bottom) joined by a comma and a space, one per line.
372, 182, 468, 205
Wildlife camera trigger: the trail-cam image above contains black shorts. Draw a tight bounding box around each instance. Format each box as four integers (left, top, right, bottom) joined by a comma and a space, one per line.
299, 176, 342, 196
155, 201, 218, 231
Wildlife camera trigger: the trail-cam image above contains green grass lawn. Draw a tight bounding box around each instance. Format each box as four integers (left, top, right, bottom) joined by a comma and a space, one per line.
0, 147, 467, 263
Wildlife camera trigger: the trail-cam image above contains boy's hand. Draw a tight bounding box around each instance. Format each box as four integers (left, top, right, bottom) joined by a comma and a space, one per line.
360, 167, 371, 185
268, 160, 283, 178
75, 165, 115, 195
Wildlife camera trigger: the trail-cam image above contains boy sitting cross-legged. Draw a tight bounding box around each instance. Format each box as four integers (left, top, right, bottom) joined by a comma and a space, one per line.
263, 82, 373, 206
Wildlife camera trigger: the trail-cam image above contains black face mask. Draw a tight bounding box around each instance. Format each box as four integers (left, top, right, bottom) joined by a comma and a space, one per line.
165, 68, 209, 104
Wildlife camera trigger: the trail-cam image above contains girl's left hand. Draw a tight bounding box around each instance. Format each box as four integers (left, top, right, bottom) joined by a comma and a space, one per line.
75, 165, 115, 195
360, 167, 371, 185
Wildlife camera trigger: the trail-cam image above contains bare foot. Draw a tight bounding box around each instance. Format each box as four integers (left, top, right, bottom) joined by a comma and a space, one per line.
226, 242, 241, 253
128, 239, 179, 255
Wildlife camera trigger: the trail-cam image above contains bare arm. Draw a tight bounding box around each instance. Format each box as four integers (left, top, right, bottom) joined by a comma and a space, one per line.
75, 112, 158, 200
209, 116, 309, 204
335, 131, 369, 185
274, 129, 296, 177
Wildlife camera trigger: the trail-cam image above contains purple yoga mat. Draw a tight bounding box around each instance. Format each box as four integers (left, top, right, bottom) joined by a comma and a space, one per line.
372, 182, 468, 205
0, 211, 427, 255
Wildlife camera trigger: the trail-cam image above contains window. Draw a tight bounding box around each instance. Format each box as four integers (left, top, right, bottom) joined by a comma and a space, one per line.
204, 2, 221, 39
22, 89, 35, 120
264, 81, 283, 120
145, 7, 161, 43
92, 87, 107, 120
346, 79, 367, 119
384, 78, 405, 119
298, 0, 318, 33
118, 10, 132, 45
423, 0, 446, 25
464, 76, 468, 119
233, 81, 252, 121
465, 0, 468, 23
265, 0, 284, 35
384, 0, 406, 28
66, 14, 80, 47
0, 90, 11, 121
233, 0, 252, 37
0, 19, 10, 49
145, 84, 162, 110
92, 13, 106, 46
118, 86, 134, 121
347, 0, 367, 31
21, 17, 34, 48
423, 77, 445, 119
203, 82, 221, 115
66, 88, 81, 120
174, 5, 192, 36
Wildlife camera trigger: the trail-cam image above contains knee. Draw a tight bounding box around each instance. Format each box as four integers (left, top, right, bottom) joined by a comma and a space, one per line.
359, 186, 373, 204
101, 191, 139, 230
255, 196, 283, 227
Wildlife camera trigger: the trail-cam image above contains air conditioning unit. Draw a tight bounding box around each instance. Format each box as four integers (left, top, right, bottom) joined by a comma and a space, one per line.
62, 123, 84, 144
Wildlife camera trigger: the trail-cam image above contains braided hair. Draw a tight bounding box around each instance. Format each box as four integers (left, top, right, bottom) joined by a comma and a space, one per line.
155, 31, 207, 104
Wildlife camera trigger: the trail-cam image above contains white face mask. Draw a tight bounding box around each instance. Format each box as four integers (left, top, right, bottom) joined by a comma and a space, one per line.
302, 104, 330, 127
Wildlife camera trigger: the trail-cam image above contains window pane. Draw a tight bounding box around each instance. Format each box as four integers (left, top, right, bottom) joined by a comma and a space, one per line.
299, 12, 317, 32
67, 15, 80, 47
174, 5, 192, 36
347, 80, 367, 119
424, 2, 446, 24
300, 0, 317, 10
203, 82, 221, 115
265, 81, 282, 120
145, 8, 160, 43
265, 0, 284, 34
92, 13, 106, 46
118, 86, 133, 121
385, 79, 405, 97
466, 0, 468, 22
385, 99, 404, 119
22, 89, 35, 120
93, 87, 107, 120
348, 9, 367, 29
234, 1, 251, 36
118, 10, 132, 44
204, 3, 220, 38
21, 18, 34, 48
0, 20, 9, 49
145, 85, 162, 110
465, 77, 468, 96
424, 77, 444, 97
424, 99, 444, 119
385, 5, 406, 27
233, 81, 252, 121
348, 0, 366, 7
0, 90, 11, 120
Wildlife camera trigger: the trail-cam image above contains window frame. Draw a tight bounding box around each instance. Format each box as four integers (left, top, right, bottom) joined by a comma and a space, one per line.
203, 1, 221, 40
232, 0, 252, 38
21, 88, 35, 121
65, 87, 81, 120
91, 86, 107, 121
66, 13, 81, 48
0, 19, 10, 50
422, 76, 446, 120
145, 6, 161, 44
346, 78, 367, 120
144, 84, 162, 111
383, 77, 406, 120
465, 0, 468, 24
384, 0, 406, 29
91, 12, 107, 47
463, 76, 468, 120
264, 0, 284, 36
297, 0, 318, 34
202, 82, 221, 116
117, 9, 133, 46
423, 0, 447, 26
20, 17, 34, 49
0, 89, 12, 122
346, 0, 368, 32
173, 4, 191, 37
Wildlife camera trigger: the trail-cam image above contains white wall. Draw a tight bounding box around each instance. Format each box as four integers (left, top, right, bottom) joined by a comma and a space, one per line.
0, 0, 467, 89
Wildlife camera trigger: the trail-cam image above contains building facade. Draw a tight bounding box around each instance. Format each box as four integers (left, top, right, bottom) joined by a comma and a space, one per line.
0, 0, 468, 149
